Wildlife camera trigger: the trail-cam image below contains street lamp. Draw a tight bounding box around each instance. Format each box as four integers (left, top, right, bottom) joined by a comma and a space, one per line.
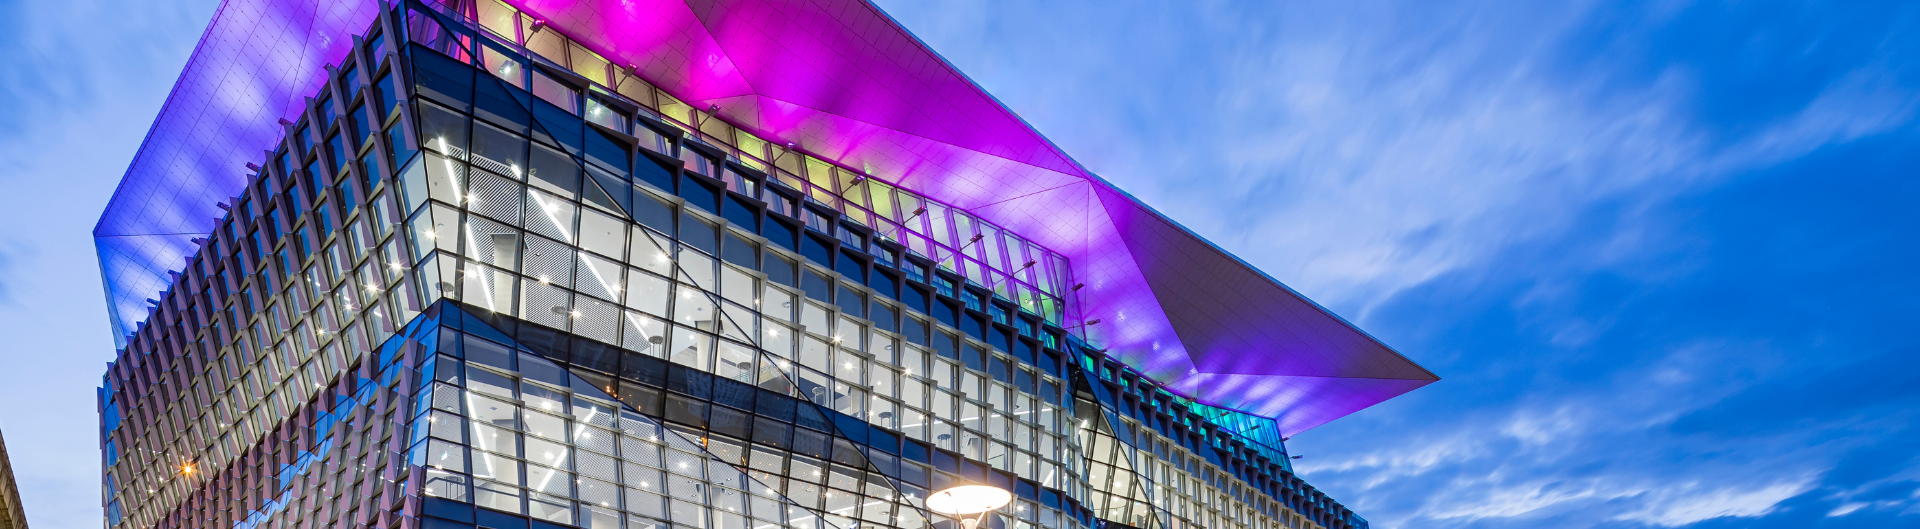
927, 484, 1013, 529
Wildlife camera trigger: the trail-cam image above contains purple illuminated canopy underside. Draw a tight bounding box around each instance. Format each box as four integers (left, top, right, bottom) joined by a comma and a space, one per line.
96, 0, 1436, 435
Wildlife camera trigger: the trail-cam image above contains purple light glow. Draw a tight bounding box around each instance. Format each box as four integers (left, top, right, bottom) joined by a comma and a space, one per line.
94, 0, 384, 344
99, 0, 1434, 434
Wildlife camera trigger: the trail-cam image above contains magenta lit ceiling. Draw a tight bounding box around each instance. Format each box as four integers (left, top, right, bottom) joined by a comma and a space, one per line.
98, 0, 1434, 435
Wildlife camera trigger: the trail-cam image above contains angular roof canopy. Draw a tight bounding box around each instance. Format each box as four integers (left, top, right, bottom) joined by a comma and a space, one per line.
97, 0, 1436, 435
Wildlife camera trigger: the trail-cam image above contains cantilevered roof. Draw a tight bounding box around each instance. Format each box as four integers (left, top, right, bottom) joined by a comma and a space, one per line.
97, 0, 1436, 435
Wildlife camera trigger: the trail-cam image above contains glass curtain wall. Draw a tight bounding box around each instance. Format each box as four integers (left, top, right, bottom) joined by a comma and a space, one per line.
97, 3, 1364, 529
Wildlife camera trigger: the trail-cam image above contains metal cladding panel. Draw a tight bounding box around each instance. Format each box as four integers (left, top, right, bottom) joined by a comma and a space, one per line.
1097, 187, 1437, 433
98, 0, 1436, 433
512, 0, 757, 102
93, 0, 384, 343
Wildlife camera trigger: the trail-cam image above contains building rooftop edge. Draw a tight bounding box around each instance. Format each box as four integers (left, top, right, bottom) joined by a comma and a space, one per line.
94, 0, 1435, 434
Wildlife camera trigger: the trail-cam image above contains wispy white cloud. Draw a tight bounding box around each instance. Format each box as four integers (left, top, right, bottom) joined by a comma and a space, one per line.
1285, 336, 1847, 528
1420, 478, 1638, 522
0, 242, 16, 304
1615, 480, 1814, 526
1828, 502, 1869, 517
1818, 466, 1920, 519
1499, 407, 1585, 446
1299, 431, 1489, 487
1301, 405, 1587, 483
1409, 476, 1815, 526
1710, 67, 1919, 171
1170, 12, 1912, 321
887, 2, 1915, 324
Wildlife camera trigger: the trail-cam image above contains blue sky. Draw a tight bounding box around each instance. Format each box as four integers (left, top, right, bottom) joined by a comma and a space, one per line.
1, 1, 1916, 528
0, 0, 219, 528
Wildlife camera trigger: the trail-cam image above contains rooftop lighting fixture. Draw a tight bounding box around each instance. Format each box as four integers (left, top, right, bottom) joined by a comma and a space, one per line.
694, 103, 721, 130
927, 484, 1012, 529
957, 233, 985, 252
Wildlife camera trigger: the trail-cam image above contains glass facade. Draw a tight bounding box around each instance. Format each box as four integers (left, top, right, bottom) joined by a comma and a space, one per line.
95, 2, 1368, 529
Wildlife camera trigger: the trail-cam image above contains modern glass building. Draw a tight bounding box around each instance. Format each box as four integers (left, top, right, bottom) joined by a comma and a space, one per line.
92, 1, 1437, 529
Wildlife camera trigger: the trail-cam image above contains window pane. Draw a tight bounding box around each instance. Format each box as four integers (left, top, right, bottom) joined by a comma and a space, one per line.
532, 70, 578, 113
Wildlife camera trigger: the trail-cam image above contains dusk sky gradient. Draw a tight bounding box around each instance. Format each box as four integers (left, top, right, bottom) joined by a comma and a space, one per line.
2, 1, 1917, 529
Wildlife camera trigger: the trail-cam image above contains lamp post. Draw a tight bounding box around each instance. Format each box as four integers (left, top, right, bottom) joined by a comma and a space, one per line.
926, 484, 1013, 529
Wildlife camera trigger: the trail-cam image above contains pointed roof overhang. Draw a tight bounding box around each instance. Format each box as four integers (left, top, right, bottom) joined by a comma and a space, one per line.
97, 0, 1434, 435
